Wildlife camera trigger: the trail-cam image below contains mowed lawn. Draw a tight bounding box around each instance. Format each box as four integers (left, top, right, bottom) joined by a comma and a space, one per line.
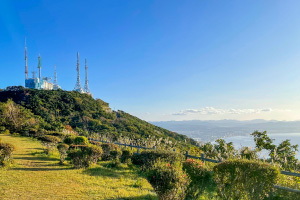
0, 134, 157, 200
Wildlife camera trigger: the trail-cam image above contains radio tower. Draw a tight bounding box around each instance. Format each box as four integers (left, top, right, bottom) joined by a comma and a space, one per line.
38, 54, 42, 89
74, 52, 84, 93
84, 59, 91, 94
25, 37, 28, 80
53, 65, 61, 90
54, 65, 57, 85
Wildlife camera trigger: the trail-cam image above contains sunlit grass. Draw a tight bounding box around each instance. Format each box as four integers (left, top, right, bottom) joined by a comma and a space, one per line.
0, 134, 157, 200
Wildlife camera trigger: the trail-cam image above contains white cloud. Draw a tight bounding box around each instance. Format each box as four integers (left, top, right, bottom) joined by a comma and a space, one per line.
172, 107, 275, 116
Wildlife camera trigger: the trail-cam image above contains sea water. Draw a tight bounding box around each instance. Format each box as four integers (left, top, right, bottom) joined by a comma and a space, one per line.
224, 133, 300, 160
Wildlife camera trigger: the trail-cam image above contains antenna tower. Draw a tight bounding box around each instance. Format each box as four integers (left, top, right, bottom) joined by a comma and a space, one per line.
25, 37, 28, 79
74, 52, 84, 93
84, 59, 91, 94
54, 65, 58, 85
38, 54, 42, 89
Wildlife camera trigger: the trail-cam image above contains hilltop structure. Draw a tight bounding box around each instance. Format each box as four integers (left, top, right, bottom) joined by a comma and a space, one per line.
53, 65, 61, 90
24, 39, 57, 90
74, 52, 84, 93
73, 52, 92, 96
84, 59, 91, 95
23, 39, 92, 95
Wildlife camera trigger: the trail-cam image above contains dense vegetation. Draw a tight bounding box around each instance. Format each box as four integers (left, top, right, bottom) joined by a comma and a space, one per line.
0, 86, 196, 150
198, 131, 300, 171
1, 86, 300, 199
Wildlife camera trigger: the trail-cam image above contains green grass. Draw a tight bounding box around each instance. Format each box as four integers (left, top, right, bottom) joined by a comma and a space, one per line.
0, 134, 157, 200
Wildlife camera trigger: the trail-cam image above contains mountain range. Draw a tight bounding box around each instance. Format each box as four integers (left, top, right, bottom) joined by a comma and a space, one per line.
151, 120, 300, 142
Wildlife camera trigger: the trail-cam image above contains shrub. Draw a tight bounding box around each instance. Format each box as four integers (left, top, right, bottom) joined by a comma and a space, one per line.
89, 140, 101, 146
182, 159, 214, 199
100, 143, 121, 161
39, 135, 61, 154
89, 145, 103, 164
68, 145, 102, 168
0, 126, 5, 132
63, 136, 76, 145
132, 150, 185, 170
213, 159, 280, 200
120, 149, 133, 164
145, 161, 190, 200
272, 174, 300, 200
57, 143, 69, 164
74, 136, 89, 145
47, 132, 67, 139
0, 142, 15, 166
239, 146, 259, 160
108, 149, 122, 167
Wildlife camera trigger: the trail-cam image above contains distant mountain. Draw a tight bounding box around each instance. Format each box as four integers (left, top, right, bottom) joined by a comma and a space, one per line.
151, 120, 300, 142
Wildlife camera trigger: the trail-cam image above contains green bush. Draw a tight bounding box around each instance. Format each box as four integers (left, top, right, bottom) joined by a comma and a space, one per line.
132, 150, 185, 170
0, 142, 15, 166
271, 174, 300, 200
63, 136, 76, 145
89, 145, 103, 164
145, 161, 190, 200
47, 132, 67, 139
57, 143, 69, 164
68, 145, 103, 168
39, 135, 61, 154
213, 159, 280, 200
39, 135, 61, 143
74, 136, 89, 145
100, 143, 121, 161
120, 149, 133, 164
182, 158, 214, 199
109, 150, 122, 167
0, 126, 5, 132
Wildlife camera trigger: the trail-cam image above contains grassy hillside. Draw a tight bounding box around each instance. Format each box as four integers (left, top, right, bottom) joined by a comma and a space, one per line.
0, 133, 157, 200
0, 86, 196, 149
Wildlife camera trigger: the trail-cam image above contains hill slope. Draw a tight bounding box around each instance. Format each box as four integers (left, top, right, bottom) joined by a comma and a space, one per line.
0, 87, 196, 148
0, 134, 156, 199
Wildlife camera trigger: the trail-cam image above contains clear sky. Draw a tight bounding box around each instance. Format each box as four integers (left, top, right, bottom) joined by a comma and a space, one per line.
1, 0, 300, 121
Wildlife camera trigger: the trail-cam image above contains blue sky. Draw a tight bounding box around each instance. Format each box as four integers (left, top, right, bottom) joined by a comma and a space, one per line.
1, 0, 300, 121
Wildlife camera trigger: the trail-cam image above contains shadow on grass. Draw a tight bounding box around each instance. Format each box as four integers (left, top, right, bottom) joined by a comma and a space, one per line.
12, 167, 71, 171
84, 166, 132, 178
107, 194, 157, 200
28, 147, 44, 150
14, 156, 58, 162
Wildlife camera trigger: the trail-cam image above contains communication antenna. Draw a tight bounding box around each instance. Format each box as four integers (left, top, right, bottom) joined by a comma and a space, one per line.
84, 59, 91, 94
74, 52, 84, 93
25, 37, 28, 80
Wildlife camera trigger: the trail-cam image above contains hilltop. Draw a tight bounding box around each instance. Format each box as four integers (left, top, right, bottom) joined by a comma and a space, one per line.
0, 86, 196, 149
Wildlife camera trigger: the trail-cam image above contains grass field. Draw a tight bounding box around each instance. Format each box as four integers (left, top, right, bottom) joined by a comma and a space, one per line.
0, 134, 157, 200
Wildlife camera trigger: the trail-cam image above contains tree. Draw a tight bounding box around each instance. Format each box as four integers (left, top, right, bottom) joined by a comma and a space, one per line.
251, 131, 275, 151
1, 99, 39, 134
275, 140, 299, 170
40, 135, 61, 154
57, 143, 69, 164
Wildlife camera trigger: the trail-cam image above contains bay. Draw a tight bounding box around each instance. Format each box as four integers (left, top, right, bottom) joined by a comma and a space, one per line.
224, 133, 300, 160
